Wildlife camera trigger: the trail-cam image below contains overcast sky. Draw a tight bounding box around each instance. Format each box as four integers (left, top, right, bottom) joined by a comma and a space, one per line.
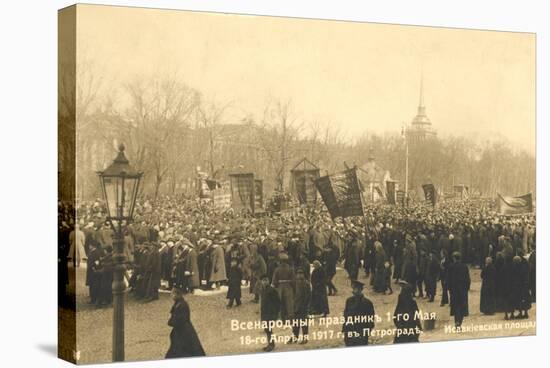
76, 4, 535, 154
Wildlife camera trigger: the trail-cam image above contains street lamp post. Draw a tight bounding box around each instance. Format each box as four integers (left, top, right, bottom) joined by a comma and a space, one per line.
97, 143, 143, 362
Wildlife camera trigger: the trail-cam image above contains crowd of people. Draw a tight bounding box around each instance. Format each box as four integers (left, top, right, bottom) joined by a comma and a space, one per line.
58, 194, 536, 354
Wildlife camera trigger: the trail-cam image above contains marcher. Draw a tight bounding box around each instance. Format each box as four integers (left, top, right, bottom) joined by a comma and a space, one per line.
342, 280, 375, 346
448, 252, 470, 327
393, 281, 422, 343
165, 287, 206, 358
290, 269, 311, 344
271, 253, 295, 321
480, 257, 496, 315
260, 275, 281, 352
310, 260, 330, 316
226, 259, 243, 308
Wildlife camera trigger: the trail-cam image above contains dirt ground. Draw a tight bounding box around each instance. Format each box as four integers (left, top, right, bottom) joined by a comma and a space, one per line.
69, 265, 535, 364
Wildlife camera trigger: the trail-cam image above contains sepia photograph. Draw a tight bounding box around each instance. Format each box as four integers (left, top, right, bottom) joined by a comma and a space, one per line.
57, 4, 536, 365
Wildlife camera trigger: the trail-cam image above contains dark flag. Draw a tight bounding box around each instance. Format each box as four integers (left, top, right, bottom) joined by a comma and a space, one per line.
386, 181, 396, 205
315, 168, 364, 219
396, 190, 405, 206
422, 184, 437, 207
497, 193, 533, 215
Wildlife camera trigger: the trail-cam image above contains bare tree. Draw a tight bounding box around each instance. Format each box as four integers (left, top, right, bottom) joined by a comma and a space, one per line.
196, 100, 232, 176
256, 99, 303, 191
123, 77, 201, 198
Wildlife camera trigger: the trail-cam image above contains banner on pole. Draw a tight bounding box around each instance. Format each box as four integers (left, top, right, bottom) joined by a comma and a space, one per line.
422, 184, 437, 207
497, 193, 533, 215
314, 168, 364, 219
386, 180, 397, 205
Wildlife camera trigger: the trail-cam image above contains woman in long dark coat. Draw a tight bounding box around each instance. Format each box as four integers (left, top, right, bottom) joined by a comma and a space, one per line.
166, 287, 205, 358
310, 261, 330, 316
480, 257, 496, 315
393, 282, 422, 343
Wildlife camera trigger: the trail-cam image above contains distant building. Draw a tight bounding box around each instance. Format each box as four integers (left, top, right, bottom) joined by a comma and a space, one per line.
406, 77, 437, 143
358, 149, 391, 202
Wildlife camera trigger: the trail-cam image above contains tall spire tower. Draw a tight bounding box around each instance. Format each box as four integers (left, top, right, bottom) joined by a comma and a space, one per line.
407, 72, 436, 142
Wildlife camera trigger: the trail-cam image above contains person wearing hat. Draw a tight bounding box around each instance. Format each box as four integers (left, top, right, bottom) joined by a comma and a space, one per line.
393, 281, 422, 343
271, 252, 296, 322
323, 240, 340, 296
165, 286, 205, 358
144, 242, 162, 302
207, 240, 227, 289
68, 223, 86, 267
447, 251, 470, 327
424, 250, 440, 302
183, 241, 200, 293
342, 280, 375, 346
259, 274, 281, 352
85, 240, 102, 305
290, 268, 311, 344
480, 256, 496, 315
344, 229, 362, 283
97, 245, 114, 306
310, 260, 330, 317
249, 244, 267, 303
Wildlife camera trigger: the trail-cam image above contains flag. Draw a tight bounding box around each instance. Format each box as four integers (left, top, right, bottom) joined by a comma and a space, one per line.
422, 184, 437, 207
453, 185, 469, 199
386, 181, 396, 205
396, 190, 405, 206
497, 193, 533, 215
315, 168, 364, 219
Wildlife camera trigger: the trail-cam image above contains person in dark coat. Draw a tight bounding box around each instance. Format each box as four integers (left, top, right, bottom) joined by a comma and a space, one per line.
249, 248, 267, 303
508, 253, 531, 319
323, 243, 340, 296
402, 236, 418, 295
480, 257, 496, 315
271, 253, 295, 321
310, 260, 330, 316
392, 239, 404, 282
344, 230, 362, 282
342, 280, 376, 346
373, 241, 388, 293
494, 252, 507, 312
424, 251, 440, 302
416, 250, 427, 298
165, 287, 205, 358
260, 275, 281, 352
160, 241, 175, 288
144, 243, 162, 301
86, 241, 102, 305
97, 245, 114, 306
393, 281, 422, 343
529, 249, 536, 303
439, 249, 451, 306
291, 269, 311, 344
226, 260, 243, 308
448, 252, 470, 327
